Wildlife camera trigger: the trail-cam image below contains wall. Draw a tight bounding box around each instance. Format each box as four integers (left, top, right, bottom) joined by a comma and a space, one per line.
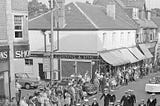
11, 0, 28, 11
0, 0, 7, 40
24, 57, 43, 77
97, 30, 136, 51
29, 30, 47, 51
29, 30, 98, 53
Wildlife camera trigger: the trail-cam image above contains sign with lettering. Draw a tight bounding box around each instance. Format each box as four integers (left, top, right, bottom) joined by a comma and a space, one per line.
0, 46, 9, 62
14, 45, 30, 58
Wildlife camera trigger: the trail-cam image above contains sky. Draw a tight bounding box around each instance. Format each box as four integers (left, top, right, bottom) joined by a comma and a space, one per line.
29, 0, 160, 9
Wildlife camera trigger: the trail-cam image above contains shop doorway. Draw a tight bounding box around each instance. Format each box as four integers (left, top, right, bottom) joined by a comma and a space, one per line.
38, 63, 45, 80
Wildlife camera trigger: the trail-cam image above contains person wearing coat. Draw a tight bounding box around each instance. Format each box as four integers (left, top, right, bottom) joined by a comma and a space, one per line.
109, 90, 116, 105
100, 88, 111, 106
91, 98, 99, 106
147, 93, 157, 106
128, 89, 136, 106
138, 99, 146, 106
120, 91, 131, 106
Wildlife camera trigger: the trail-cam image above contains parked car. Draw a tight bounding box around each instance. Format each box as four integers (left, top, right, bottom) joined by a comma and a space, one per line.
145, 76, 160, 93
15, 73, 41, 89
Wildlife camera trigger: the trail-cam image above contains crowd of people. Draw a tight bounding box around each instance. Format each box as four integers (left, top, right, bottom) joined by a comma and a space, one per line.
94, 62, 154, 91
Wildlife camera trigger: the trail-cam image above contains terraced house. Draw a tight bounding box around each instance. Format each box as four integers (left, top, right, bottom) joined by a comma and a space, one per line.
0, 0, 29, 98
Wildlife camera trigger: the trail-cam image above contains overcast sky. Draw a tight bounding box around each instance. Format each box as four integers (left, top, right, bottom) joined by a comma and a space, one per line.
29, 0, 160, 9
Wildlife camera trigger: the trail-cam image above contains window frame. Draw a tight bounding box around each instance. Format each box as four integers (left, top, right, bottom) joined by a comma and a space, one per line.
14, 15, 23, 39
25, 59, 33, 65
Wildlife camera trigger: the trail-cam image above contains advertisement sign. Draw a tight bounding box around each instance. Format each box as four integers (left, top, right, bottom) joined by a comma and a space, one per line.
0, 46, 9, 62
14, 45, 30, 58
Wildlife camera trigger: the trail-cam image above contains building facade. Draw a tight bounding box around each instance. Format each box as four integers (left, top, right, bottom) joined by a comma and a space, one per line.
0, 0, 29, 98
27, 0, 147, 80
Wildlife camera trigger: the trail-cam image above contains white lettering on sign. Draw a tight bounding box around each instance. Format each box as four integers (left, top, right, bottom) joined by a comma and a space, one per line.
15, 50, 30, 58
0, 51, 8, 59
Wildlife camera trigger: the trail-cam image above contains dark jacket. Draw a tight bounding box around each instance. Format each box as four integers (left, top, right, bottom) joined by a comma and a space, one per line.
100, 93, 111, 106
110, 94, 116, 103
147, 98, 157, 106
120, 95, 132, 106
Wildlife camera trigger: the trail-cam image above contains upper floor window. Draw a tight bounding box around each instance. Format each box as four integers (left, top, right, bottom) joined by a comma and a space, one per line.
120, 32, 124, 45
103, 33, 107, 46
14, 15, 23, 38
132, 8, 139, 19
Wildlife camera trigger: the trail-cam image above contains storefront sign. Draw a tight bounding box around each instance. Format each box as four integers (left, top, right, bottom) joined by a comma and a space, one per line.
0, 46, 9, 62
14, 45, 30, 58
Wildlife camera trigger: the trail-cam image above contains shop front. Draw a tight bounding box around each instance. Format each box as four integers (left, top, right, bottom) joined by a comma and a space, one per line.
0, 46, 9, 98
43, 53, 99, 80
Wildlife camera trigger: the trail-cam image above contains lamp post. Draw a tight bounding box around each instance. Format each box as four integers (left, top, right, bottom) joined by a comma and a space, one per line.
50, 0, 54, 84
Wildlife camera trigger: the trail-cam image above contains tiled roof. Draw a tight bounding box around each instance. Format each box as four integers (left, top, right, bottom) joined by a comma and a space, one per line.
29, 1, 138, 30
79, 1, 137, 29
152, 17, 160, 28
29, 3, 95, 30
135, 19, 158, 28
118, 0, 145, 9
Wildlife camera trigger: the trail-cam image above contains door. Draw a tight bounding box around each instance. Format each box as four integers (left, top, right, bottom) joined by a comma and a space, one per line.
0, 73, 4, 97
38, 63, 45, 80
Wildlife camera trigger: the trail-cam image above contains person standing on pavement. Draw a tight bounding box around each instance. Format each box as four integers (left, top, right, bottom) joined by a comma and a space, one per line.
120, 91, 131, 106
91, 98, 99, 106
128, 89, 136, 106
147, 93, 157, 106
100, 88, 111, 106
138, 99, 146, 106
109, 90, 116, 105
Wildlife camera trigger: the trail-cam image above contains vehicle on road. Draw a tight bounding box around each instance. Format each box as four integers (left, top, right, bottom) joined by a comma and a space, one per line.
145, 76, 160, 93
15, 73, 41, 89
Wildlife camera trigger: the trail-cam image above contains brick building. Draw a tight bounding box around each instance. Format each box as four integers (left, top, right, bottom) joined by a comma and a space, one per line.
0, 0, 29, 98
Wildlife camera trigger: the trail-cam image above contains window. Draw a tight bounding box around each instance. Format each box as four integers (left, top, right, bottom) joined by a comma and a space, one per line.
14, 15, 23, 38
25, 59, 33, 65
132, 8, 139, 19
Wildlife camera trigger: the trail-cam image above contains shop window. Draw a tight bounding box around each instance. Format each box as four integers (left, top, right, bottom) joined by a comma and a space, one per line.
14, 15, 23, 38
25, 59, 33, 65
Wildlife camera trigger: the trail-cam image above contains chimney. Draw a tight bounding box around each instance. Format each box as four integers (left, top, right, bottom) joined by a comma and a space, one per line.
147, 10, 151, 20
56, 0, 65, 28
106, 3, 116, 19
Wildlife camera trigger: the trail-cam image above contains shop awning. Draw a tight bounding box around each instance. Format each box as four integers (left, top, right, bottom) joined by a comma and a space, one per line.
119, 48, 139, 63
100, 50, 129, 66
128, 47, 145, 60
139, 44, 153, 59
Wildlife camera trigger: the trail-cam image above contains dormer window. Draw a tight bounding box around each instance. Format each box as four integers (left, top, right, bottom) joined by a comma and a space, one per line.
132, 8, 139, 19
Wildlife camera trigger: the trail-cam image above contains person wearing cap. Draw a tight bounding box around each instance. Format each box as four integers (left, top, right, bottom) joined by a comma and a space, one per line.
120, 91, 131, 106
83, 99, 90, 106
147, 93, 157, 106
100, 89, 111, 106
109, 90, 116, 105
138, 99, 146, 106
91, 98, 99, 106
128, 89, 136, 106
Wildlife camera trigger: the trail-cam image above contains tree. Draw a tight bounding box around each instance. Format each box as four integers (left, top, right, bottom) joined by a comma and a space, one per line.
28, 0, 49, 19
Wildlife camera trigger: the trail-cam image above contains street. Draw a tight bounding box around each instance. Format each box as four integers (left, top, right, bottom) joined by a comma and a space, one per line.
20, 71, 160, 106
88, 71, 160, 106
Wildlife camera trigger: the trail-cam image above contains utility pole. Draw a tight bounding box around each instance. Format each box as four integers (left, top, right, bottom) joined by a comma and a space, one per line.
50, 0, 54, 84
